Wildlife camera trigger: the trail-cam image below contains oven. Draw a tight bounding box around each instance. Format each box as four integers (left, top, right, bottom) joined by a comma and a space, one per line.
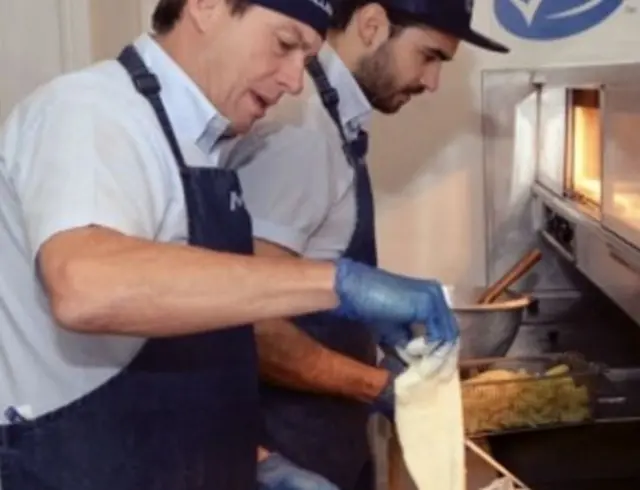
483, 63, 640, 328
536, 85, 603, 210
477, 63, 640, 489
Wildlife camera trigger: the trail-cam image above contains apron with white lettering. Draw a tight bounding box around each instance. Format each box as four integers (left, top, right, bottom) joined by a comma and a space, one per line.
260, 58, 377, 490
0, 45, 259, 490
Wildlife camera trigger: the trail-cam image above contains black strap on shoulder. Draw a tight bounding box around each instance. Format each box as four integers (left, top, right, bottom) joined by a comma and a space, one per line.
306, 57, 361, 166
117, 45, 187, 170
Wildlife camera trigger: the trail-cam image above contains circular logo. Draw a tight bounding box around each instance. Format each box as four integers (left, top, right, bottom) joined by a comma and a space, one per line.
495, 0, 624, 40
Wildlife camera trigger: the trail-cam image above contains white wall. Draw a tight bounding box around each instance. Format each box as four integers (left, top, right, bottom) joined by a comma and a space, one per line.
371, 0, 640, 287
90, 0, 144, 61
371, 46, 484, 286
0, 0, 91, 121
0, 0, 147, 122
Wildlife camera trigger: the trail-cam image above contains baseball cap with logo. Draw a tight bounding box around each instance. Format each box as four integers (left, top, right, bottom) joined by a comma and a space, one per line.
388, 0, 509, 52
249, 0, 335, 37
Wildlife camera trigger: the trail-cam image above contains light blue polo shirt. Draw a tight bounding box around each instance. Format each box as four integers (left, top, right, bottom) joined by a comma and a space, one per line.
0, 34, 231, 421
226, 45, 373, 260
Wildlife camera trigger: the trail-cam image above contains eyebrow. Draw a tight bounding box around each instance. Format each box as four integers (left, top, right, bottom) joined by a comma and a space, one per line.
423, 47, 452, 62
287, 27, 313, 51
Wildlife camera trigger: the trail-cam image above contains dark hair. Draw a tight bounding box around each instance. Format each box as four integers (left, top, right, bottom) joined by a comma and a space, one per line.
330, 0, 423, 33
152, 0, 250, 34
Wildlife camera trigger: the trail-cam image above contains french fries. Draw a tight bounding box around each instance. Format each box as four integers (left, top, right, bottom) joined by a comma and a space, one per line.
462, 364, 590, 434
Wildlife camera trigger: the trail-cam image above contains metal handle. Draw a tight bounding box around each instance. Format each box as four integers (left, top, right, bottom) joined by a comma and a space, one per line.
540, 229, 576, 263
465, 438, 530, 489
607, 244, 640, 276
477, 249, 543, 305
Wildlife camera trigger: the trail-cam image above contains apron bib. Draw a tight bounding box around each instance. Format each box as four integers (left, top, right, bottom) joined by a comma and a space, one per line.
0, 45, 259, 490
260, 58, 378, 490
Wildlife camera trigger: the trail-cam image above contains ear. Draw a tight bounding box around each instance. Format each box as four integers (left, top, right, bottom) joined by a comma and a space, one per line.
354, 3, 391, 48
184, 0, 227, 33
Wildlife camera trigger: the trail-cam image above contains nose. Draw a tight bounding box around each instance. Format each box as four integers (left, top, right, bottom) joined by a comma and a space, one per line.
279, 53, 306, 96
421, 63, 442, 93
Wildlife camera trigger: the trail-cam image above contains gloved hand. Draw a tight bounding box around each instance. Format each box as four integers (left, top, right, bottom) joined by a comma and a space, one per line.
370, 352, 408, 422
257, 452, 340, 490
333, 258, 459, 350
371, 370, 397, 422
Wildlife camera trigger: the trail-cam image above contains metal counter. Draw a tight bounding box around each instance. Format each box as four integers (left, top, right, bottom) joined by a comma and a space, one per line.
489, 280, 640, 490
507, 285, 640, 367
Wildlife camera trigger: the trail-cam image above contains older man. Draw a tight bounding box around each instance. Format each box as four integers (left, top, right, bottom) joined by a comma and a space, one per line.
0, 0, 460, 489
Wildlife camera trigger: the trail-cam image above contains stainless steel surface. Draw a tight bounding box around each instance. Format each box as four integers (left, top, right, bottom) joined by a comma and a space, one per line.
489, 288, 640, 490
449, 287, 531, 359
595, 368, 640, 422
481, 69, 580, 295
530, 62, 640, 87
483, 62, 640, 329
601, 83, 640, 248
465, 438, 529, 489
532, 183, 640, 327
507, 288, 640, 366
537, 86, 567, 196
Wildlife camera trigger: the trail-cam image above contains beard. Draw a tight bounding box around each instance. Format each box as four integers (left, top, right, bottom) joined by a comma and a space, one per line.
353, 41, 425, 114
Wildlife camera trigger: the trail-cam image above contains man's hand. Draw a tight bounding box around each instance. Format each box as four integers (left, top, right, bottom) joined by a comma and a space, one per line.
370, 352, 408, 422
257, 452, 339, 490
333, 258, 459, 351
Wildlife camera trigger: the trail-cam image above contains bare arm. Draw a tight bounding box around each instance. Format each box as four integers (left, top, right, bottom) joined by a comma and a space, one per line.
40, 227, 337, 336
254, 239, 389, 402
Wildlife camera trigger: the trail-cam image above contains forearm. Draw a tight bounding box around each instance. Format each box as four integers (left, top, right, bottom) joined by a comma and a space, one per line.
256, 318, 389, 402
39, 227, 337, 336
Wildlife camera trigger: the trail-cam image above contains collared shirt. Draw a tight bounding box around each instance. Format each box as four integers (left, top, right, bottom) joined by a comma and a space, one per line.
0, 34, 230, 419
227, 44, 373, 259
136, 35, 230, 156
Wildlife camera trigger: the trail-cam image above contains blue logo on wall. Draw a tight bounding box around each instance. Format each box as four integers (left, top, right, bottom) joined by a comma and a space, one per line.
495, 0, 624, 40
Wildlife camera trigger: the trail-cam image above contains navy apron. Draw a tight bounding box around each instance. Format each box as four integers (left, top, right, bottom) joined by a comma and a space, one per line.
260, 58, 377, 490
0, 45, 259, 490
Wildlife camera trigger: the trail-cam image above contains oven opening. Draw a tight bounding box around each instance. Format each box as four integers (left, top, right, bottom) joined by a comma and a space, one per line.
565, 88, 602, 208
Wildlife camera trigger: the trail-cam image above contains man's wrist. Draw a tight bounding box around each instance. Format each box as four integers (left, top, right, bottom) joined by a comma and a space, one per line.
371, 369, 397, 420
368, 368, 392, 401
303, 260, 339, 308
374, 370, 395, 403
257, 446, 271, 462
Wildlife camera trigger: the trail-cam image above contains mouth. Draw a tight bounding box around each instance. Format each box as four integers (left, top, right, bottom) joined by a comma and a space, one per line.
250, 91, 272, 115
395, 87, 425, 105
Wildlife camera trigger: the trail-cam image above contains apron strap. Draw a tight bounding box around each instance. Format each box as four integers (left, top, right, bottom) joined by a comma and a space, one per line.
117, 45, 188, 171
306, 57, 367, 166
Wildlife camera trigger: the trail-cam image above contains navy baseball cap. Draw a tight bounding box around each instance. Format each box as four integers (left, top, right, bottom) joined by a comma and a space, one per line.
386, 0, 509, 53
250, 0, 334, 37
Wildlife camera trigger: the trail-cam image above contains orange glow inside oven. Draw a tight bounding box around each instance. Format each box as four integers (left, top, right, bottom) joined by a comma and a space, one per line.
566, 89, 602, 206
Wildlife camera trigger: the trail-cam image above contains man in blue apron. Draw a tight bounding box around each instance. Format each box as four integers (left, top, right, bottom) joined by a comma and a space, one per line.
0, 1, 460, 489
230, 0, 509, 488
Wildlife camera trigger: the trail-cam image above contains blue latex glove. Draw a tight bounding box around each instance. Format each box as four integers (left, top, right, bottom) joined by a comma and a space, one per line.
257, 452, 340, 490
370, 353, 407, 422
334, 258, 459, 350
